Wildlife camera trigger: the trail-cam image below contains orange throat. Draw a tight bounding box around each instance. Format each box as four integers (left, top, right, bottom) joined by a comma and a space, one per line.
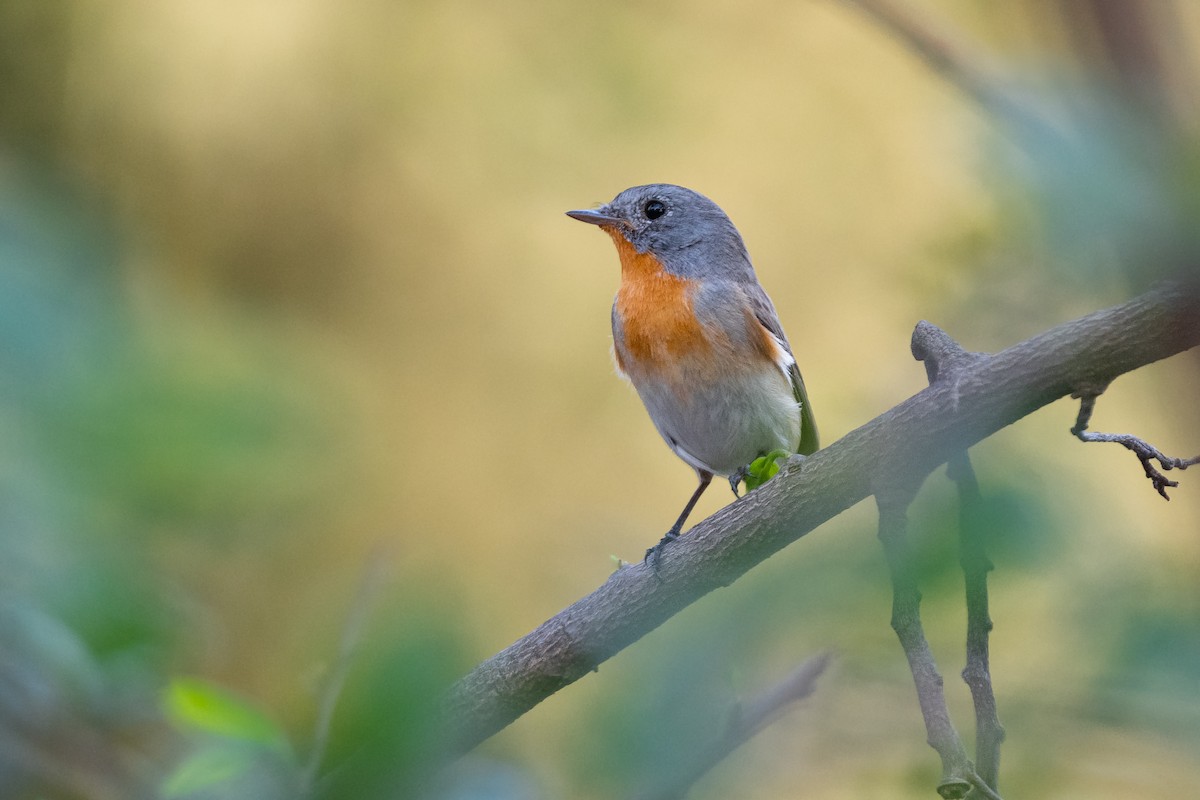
606, 228, 710, 374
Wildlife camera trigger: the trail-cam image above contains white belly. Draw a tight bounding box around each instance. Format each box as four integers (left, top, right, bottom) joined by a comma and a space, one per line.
632, 367, 801, 476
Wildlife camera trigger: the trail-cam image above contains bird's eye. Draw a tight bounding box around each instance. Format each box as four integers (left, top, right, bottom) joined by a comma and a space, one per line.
643, 200, 667, 220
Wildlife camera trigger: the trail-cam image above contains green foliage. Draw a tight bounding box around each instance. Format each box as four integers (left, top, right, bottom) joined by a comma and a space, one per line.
165, 678, 292, 752
159, 681, 297, 796
162, 744, 270, 799
161, 678, 296, 798
905, 471, 1062, 596
313, 609, 469, 800
743, 449, 791, 492
0, 159, 343, 800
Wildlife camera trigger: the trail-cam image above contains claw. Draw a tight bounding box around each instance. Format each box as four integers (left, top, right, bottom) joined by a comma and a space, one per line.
644, 530, 680, 578
729, 466, 750, 498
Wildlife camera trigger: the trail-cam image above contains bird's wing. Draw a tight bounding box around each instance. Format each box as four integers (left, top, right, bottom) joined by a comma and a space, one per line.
743, 282, 820, 455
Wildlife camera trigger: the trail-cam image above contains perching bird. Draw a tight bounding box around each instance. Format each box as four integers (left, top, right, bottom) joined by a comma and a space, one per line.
567, 184, 818, 563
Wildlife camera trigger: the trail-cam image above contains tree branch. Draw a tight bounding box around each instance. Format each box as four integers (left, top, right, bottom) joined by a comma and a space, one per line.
910, 328, 1006, 795
947, 452, 1005, 795
875, 484, 973, 799
1071, 389, 1200, 499
840, 0, 1068, 145
633, 653, 831, 800
444, 283, 1200, 753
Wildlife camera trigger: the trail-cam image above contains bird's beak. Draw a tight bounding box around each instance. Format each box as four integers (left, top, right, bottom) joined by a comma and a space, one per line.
566, 207, 625, 227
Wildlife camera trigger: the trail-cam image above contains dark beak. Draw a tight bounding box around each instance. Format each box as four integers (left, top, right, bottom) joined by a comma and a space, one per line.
566, 208, 624, 227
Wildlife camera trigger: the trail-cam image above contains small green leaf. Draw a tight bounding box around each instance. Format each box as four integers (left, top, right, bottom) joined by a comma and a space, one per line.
161, 742, 258, 798
164, 677, 290, 753
743, 449, 790, 492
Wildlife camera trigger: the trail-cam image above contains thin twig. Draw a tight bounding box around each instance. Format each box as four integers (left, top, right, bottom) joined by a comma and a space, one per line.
875, 485, 974, 799
299, 547, 391, 796
1071, 390, 1200, 500
634, 653, 832, 800
947, 452, 1005, 794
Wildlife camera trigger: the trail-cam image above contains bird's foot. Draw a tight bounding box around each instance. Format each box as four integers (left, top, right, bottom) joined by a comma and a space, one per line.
728, 466, 750, 498
644, 530, 680, 577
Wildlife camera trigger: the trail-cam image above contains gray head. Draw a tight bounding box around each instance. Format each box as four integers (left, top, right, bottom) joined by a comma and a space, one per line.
567, 184, 755, 280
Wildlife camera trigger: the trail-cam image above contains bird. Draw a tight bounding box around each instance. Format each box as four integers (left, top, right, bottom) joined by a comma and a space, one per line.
566, 184, 818, 565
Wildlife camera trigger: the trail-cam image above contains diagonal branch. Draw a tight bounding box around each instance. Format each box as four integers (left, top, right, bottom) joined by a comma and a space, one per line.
840, 0, 1069, 146
841, 0, 1006, 112
444, 283, 1200, 753
634, 653, 832, 800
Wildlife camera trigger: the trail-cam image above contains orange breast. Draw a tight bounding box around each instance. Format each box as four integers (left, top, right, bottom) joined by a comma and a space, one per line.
607, 230, 711, 375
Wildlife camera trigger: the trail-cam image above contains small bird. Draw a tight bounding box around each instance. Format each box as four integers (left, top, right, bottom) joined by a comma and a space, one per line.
567, 184, 818, 563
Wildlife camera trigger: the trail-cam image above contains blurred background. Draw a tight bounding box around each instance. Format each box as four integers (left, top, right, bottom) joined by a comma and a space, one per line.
1, 0, 1198, 798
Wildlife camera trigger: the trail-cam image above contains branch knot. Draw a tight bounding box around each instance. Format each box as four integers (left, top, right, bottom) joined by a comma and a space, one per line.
911, 321, 988, 404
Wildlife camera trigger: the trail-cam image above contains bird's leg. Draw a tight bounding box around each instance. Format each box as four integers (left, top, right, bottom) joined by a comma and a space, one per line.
645, 471, 713, 573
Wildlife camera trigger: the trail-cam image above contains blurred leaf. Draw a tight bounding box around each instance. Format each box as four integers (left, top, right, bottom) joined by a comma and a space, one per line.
0, 596, 103, 714
165, 677, 291, 755
315, 598, 469, 800
162, 742, 261, 798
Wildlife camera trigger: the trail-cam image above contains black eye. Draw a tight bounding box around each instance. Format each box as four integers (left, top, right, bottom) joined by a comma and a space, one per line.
643, 200, 667, 220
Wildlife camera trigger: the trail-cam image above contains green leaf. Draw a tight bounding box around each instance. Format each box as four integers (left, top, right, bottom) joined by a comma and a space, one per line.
164, 677, 290, 754
161, 742, 258, 798
743, 449, 790, 492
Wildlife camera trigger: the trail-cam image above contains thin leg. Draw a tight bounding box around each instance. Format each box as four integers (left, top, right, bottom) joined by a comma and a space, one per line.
667, 470, 713, 538
645, 471, 713, 570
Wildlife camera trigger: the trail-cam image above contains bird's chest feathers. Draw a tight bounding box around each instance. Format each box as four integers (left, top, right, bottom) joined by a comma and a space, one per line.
609, 234, 712, 371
